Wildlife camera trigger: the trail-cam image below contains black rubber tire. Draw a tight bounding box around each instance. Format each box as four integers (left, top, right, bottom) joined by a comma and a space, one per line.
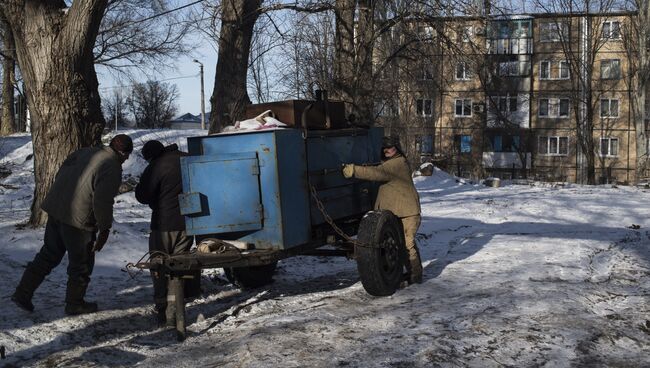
224, 261, 278, 289
355, 210, 406, 296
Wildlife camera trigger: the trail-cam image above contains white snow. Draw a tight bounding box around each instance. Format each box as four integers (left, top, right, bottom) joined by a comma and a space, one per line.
1, 130, 649, 367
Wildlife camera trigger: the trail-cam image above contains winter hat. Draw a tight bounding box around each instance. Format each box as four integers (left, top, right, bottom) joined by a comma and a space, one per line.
109, 134, 134, 154
382, 136, 401, 149
141, 140, 165, 161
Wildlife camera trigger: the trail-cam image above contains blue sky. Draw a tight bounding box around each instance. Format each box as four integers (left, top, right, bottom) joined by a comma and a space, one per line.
98, 37, 217, 117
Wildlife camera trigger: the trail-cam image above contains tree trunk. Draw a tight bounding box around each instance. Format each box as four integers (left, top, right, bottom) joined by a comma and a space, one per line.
1, 0, 108, 226
584, 116, 596, 184
17, 84, 27, 132
208, 0, 262, 134
634, 3, 649, 181
354, 0, 375, 126
0, 12, 15, 136
333, 0, 356, 115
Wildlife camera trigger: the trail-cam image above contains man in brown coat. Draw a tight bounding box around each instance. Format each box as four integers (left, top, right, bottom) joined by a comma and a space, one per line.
342, 136, 423, 284
11, 134, 133, 315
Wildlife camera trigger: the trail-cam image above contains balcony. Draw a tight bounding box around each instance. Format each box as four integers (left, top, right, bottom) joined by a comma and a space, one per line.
487, 37, 533, 55
482, 152, 531, 169
486, 95, 530, 128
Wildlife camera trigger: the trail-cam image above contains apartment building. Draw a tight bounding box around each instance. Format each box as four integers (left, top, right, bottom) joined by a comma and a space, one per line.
375, 11, 643, 184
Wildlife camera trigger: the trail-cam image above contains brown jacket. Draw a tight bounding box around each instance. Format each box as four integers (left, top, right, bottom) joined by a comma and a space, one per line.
353, 155, 420, 217
41, 146, 122, 231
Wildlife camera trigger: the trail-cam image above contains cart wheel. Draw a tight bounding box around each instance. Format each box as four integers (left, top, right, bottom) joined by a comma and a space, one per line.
355, 210, 406, 296
224, 261, 278, 289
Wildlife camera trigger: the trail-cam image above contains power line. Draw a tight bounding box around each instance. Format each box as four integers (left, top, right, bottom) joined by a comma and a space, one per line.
128, 0, 206, 25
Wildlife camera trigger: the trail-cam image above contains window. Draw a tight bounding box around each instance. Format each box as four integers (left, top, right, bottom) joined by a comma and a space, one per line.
602, 21, 621, 39
418, 25, 434, 41
417, 135, 433, 154
510, 97, 518, 112
486, 135, 520, 152
492, 135, 503, 151
539, 98, 570, 118
456, 135, 472, 153
601, 59, 621, 79
559, 61, 570, 79
539, 98, 549, 116
375, 99, 399, 117
600, 98, 619, 118
559, 99, 569, 117
416, 99, 433, 117
600, 137, 619, 156
455, 99, 472, 117
512, 20, 532, 37
498, 60, 529, 77
540, 61, 551, 79
493, 96, 518, 112
456, 62, 471, 80
421, 67, 434, 80
538, 136, 569, 155
540, 22, 568, 42
461, 26, 473, 42
499, 22, 511, 38
540, 60, 570, 80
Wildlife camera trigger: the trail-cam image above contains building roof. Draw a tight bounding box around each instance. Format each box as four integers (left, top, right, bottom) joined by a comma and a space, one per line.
169, 112, 212, 125
171, 112, 200, 123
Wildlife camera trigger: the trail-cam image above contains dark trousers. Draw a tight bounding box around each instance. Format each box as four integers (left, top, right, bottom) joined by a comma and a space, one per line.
17, 217, 95, 298
149, 230, 195, 308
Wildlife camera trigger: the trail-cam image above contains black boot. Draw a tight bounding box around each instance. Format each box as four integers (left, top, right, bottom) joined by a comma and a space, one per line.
154, 304, 167, 326
64, 281, 98, 315
11, 292, 34, 312
12, 266, 46, 312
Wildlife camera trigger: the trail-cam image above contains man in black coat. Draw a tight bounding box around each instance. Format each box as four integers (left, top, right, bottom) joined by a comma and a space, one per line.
135, 140, 198, 325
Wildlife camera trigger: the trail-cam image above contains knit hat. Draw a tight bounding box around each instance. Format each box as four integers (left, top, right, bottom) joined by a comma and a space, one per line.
109, 134, 133, 154
141, 140, 164, 161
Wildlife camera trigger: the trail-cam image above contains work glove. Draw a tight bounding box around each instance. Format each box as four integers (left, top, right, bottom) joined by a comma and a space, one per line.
342, 164, 355, 179
93, 229, 110, 252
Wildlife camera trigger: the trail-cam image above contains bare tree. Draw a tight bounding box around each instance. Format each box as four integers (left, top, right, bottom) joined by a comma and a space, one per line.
102, 89, 130, 129
127, 80, 179, 128
275, 11, 337, 100
199, 1, 328, 132
622, 0, 650, 179
0, 0, 109, 226
95, 0, 192, 76
0, 11, 16, 136
532, 0, 628, 184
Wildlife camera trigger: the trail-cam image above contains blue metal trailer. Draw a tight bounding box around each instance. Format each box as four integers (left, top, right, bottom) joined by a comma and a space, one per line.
136, 126, 410, 340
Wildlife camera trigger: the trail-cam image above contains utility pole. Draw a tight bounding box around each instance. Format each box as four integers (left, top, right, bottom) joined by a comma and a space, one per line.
193, 59, 206, 130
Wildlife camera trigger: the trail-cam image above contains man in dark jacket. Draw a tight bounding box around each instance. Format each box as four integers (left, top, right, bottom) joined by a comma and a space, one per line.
135, 140, 196, 325
12, 134, 133, 315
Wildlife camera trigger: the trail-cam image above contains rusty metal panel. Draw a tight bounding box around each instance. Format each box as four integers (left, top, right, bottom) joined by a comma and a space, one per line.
244, 100, 347, 129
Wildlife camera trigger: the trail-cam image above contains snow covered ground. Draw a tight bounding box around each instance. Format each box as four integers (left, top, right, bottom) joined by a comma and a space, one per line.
1, 130, 649, 367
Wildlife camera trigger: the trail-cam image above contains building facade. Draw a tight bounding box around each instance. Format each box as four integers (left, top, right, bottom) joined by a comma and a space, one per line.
374, 11, 644, 184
